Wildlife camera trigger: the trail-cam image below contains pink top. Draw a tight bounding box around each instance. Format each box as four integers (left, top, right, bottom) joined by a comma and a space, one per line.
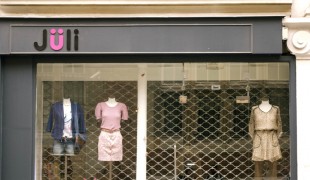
95, 102, 128, 130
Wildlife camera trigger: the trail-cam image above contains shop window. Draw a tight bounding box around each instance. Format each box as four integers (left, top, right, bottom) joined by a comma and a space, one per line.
36, 62, 291, 180
146, 63, 291, 180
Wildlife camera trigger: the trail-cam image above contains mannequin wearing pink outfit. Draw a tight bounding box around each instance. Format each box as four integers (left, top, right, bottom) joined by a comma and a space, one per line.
95, 97, 128, 162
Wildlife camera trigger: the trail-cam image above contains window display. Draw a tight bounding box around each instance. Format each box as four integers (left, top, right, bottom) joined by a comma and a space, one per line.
36, 63, 290, 180
249, 97, 282, 179
95, 96, 129, 161
46, 98, 86, 155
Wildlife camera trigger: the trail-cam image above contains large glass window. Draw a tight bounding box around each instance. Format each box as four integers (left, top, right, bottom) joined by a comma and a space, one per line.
36, 63, 139, 180
146, 63, 290, 180
36, 62, 290, 180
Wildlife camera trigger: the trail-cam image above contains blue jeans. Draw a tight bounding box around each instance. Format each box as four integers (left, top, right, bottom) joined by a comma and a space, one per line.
53, 139, 75, 155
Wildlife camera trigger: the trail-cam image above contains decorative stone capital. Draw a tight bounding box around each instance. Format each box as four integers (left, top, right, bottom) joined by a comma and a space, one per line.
283, 18, 310, 58
284, 0, 310, 59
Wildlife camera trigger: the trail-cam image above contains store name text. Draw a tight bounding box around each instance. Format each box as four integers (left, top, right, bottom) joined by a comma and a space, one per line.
33, 28, 79, 51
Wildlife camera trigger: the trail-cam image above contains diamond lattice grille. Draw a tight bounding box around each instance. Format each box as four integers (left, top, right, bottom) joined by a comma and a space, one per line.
147, 81, 290, 179
42, 81, 137, 180
40, 80, 290, 179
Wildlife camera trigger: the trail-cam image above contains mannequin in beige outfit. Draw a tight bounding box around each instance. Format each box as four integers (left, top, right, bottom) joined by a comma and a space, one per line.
249, 98, 282, 180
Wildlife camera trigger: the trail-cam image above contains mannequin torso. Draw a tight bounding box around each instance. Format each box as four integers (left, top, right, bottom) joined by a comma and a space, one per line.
259, 100, 272, 113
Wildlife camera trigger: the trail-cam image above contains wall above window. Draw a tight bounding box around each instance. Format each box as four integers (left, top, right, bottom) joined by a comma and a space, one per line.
0, 0, 292, 18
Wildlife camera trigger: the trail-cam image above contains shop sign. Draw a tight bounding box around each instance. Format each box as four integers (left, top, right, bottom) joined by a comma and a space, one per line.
33, 28, 79, 51
7, 23, 282, 54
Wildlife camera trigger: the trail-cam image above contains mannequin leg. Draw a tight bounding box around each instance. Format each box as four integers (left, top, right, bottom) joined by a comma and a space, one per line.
254, 161, 264, 180
266, 161, 277, 180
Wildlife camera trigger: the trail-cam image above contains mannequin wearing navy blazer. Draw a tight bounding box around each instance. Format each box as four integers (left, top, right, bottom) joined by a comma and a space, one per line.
46, 100, 86, 141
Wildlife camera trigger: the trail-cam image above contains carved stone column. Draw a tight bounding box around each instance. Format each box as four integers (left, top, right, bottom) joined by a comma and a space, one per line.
283, 1, 310, 179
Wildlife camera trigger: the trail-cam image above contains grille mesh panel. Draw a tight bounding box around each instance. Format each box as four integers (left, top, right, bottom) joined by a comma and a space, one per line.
146, 81, 290, 179
40, 80, 290, 179
42, 81, 137, 180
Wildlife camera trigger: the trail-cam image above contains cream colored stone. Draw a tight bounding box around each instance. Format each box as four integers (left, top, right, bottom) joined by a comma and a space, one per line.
0, 0, 291, 17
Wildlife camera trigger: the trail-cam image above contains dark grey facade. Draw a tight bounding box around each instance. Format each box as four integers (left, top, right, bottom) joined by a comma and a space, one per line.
0, 17, 296, 180
1, 18, 282, 54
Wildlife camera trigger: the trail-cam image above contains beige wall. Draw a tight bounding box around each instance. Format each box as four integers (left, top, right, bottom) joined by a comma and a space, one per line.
0, 0, 291, 17
37, 63, 289, 81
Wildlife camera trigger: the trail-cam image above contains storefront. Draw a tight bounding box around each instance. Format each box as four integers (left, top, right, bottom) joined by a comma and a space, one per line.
0, 17, 296, 180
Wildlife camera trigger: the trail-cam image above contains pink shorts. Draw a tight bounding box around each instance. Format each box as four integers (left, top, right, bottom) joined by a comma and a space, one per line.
98, 130, 123, 161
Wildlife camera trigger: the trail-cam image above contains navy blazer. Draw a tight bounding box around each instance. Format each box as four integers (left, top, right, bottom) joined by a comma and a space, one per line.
46, 101, 86, 140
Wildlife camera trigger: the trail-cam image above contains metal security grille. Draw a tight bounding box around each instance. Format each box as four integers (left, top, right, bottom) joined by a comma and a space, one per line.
40, 80, 290, 180
147, 81, 290, 180
42, 81, 137, 180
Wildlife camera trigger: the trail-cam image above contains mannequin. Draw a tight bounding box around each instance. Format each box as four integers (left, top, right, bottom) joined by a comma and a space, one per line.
46, 98, 86, 180
248, 98, 283, 180
46, 98, 86, 155
95, 96, 128, 179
